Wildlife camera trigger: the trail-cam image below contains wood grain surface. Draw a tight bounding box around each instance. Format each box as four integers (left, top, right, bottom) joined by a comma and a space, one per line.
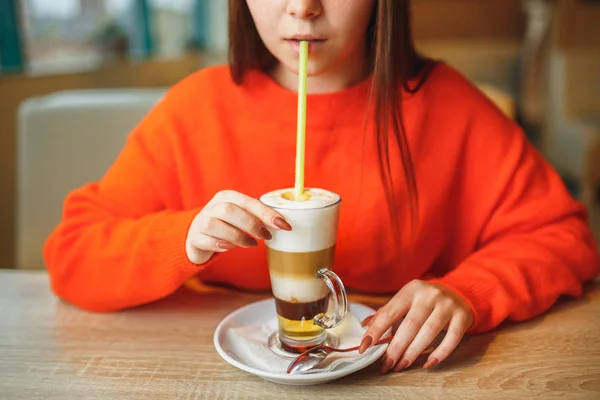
1, 270, 599, 399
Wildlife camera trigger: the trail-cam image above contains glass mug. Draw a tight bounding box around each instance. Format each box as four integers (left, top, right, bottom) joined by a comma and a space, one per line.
259, 188, 348, 353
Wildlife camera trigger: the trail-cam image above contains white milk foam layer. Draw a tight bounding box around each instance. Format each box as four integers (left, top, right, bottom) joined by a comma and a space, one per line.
270, 275, 329, 303
260, 188, 340, 210
260, 188, 340, 253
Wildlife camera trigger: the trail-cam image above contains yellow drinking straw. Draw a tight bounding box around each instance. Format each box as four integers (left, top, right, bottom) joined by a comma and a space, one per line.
294, 40, 309, 201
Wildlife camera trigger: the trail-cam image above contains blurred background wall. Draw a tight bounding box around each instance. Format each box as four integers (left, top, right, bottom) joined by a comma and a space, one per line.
1, 0, 599, 269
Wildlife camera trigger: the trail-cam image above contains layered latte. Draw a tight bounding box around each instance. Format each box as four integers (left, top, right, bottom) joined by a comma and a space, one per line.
260, 188, 341, 346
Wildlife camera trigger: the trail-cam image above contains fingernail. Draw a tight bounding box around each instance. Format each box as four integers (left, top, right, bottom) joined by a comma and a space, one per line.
358, 335, 373, 354
396, 358, 410, 371
259, 227, 272, 240
380, 356, 395, 374
216, 241, 237, 250
244, 236, 259, 247
361, 315, 375, 327
423, 357, 439, 369
273, 217, 292, 231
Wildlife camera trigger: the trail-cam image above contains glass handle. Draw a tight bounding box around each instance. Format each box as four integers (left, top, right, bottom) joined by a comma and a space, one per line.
313, 268, 348, 329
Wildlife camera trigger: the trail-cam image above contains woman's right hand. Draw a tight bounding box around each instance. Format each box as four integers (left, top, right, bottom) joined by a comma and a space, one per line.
185, 190, 292, 265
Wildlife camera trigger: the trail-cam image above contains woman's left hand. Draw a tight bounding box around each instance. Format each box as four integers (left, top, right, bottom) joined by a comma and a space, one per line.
358, 280, 474, 374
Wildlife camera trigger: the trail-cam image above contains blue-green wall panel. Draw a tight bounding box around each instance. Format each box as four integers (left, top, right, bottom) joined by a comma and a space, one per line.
0, 0, 24, 72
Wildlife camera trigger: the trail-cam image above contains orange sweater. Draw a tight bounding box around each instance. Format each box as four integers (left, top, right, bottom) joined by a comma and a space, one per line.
43, 64, 599, 333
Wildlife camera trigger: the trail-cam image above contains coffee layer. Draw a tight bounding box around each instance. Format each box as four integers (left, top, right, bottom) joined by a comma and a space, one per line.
270, 275, 329, 303
275, 296, 329, 321
266, 246, 335, 277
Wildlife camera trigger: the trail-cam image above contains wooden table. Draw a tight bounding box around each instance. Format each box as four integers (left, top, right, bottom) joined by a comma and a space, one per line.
1, 270, 599, 399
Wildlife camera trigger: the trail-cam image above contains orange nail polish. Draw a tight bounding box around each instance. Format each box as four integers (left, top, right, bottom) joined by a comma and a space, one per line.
273, 217, 292, 231
216, 241, 236, 250
380, 356, 395, 374
423, 357, 439, 369
361, 315, 375, 327
396, 358, 410, 371
244, 236, 258, 247
259, 227, 272, 240
359, 335, 373, 353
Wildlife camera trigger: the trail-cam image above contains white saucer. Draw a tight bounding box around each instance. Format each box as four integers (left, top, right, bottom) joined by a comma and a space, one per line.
213, 298, 389, 385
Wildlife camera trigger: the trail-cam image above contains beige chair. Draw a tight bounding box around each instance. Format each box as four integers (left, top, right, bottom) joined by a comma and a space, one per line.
415, 39, 519, 120
540, 1, 600, 241
477, 83, 516, 120
543, 50, 600, 182
15, 88, 167, 270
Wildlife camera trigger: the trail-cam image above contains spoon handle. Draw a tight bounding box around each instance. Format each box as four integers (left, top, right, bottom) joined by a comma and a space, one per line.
333, 335, 393, 353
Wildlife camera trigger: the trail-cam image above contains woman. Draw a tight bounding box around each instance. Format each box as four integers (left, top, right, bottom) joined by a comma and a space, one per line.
44, 0, 599, 374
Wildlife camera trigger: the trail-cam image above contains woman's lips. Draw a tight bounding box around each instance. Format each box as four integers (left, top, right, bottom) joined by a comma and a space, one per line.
285, 39, 327, 53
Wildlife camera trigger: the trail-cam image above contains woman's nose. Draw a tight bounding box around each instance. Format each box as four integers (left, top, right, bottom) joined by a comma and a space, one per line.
286, 0, 322, 19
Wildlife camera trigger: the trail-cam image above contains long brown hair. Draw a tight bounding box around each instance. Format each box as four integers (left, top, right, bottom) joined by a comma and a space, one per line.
228, 0, 434, 239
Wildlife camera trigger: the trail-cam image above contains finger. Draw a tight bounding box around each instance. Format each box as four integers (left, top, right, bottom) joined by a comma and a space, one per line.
359, 295, 411, 354
208, 202, 272, 241
187, 232, 236, 257
197, 215, 259, 248
364, 313, 404, 332
423, 312, 470, 369
393, 307, 451, 372
213, 190, 292, 231
382, 302, 434, 373
391, 317, 405, 334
